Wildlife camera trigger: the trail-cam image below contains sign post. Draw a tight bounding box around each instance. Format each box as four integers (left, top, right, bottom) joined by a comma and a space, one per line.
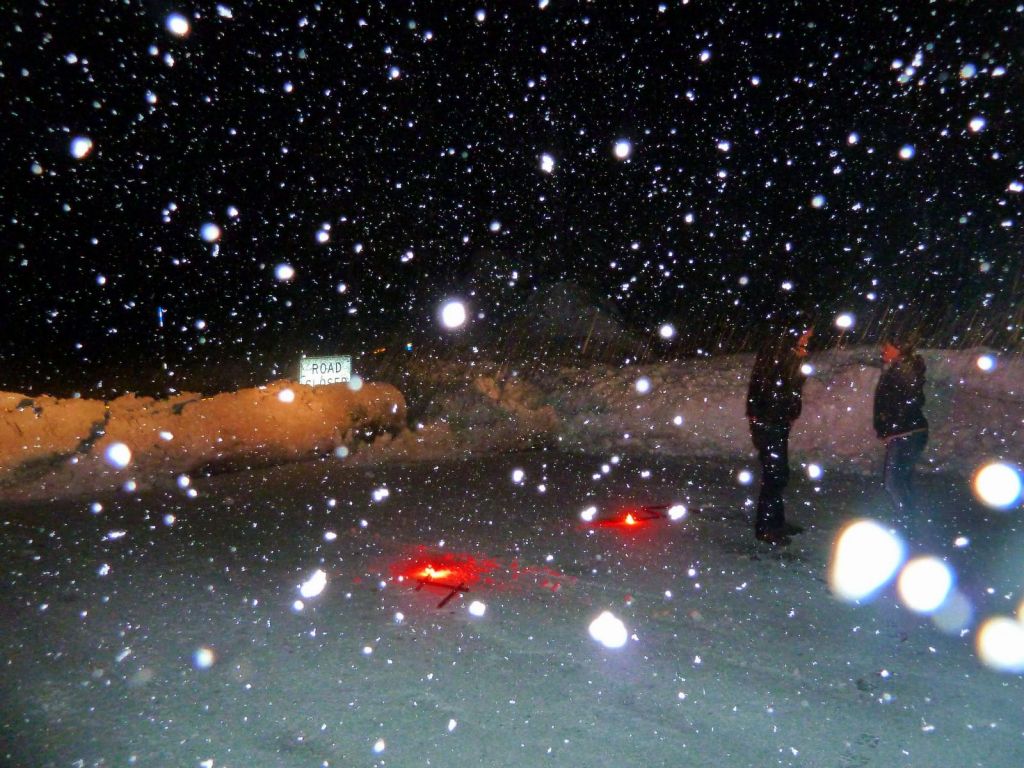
299, 355, 352, 386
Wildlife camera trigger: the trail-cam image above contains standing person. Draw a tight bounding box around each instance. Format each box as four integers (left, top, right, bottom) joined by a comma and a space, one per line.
746, 326, 813, 545
873, 336, 928, 537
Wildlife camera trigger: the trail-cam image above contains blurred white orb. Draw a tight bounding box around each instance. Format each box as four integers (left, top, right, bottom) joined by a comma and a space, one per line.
580, 506, 597, 522
737, 469, 753, 485
199, 222, 221, 242
299, 569, 327, 598
511, 468, 525, 484
440, 300, 467, 329
635, 376, 652, 394
973, 462, 1022, 509
166, 13, 190, 37
807, 463, 823, 480
70, 136, 93, 159
977, 616, 1024, 673
976, 354, 995, 372
468, 600, 487, 617
278, 388, 295, 403
658, 323, 675, 339
104, 442, 132, 469
274, 263, 295, 281
667, 504, 687, 521
968, 116, 986, 133
613, 139, 632, 159
897, 556, 954, 614
899, 144, 916, 160
829, 519, 905, 602
835, 312, 854, 330
540, 153, 555, 173
589, 611, 628, 649
192, 646, 216, 669
811, 194, 826, 208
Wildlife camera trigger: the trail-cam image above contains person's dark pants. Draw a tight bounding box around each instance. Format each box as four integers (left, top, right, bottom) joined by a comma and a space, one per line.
884, 430, 928, 537
750, 421, 791, 536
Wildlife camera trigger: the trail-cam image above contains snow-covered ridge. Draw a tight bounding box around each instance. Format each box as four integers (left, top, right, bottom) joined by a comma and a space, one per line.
380, 346, 1020, 478
0, 380, 405, 501
0, 347, 1017, 501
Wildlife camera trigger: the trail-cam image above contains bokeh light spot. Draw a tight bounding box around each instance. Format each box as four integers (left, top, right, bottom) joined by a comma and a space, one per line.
897, 556, 954, 614
973, 462, 1022, 509
589, 611, 628, 649
829, 519, 905, 602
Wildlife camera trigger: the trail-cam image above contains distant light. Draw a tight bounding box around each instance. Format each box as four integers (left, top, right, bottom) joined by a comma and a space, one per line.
373, 738, 386, 754
835, 312, 854, 330
489, 220, 502, 232
104, 442, 132, 469
227, 205, 240, 218
800, 362, 814, 376
166, 13, 190, 37
807, 463, 823, 480
613, 139, 632, 159
667, 504, 687, 521
448, 718, 458, 732
699, 49, 711, 62
972, 462, 1022, 509
781, 280, 793, 291
960, 63, 977, 79
199, 222, 221, 242
468, 600, 487, 617
299, 569, 327, 598
389, 66, 401, 79
847, 132, 860, 145
193, 646, 216, 669
316, 229, 330, 243
811, 194, 826, 208
738, 275, 749, 285
829, 519, 905, 602
274, 263, 295, 281
589, 611, 628, 649
658, 323, 675, 339
278, 388, 295, 403
976, 354, 996, 372
899, 144, 916, 160
716, 140, 731, 153
440, 299, 467, 329
512, 468, 525, 484
635, 376, 652, 394
324, 531, 337, 542
70, 136, 93, 159
176, 474, 191, 489
1009, 181, 1023, 193
672, 415, 684, 426
540, 153, 555, 173
897, 556, 954, 614
737, 469, 753, 485
968, 116, 986, 133
580, 506, 597, 522
977, 617, 1024, 673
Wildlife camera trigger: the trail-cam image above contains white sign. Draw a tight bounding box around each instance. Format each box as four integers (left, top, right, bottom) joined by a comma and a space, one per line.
299, 355, 352, 386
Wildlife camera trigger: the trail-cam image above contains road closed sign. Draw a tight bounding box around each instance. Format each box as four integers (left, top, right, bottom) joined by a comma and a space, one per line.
299, 355, 352, 386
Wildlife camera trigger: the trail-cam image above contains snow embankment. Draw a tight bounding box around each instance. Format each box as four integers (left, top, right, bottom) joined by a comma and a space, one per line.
546, 347, 1021, 475
0, 380, 405, 499
370, 347, 1020, 477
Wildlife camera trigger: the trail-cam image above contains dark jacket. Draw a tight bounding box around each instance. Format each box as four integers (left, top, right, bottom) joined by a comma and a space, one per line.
873, 354, 928, 439
746, 341, 807, 426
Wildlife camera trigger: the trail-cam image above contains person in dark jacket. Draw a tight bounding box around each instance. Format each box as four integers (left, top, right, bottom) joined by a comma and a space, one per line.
746, 326, 813, 545
873, 337, 928, 534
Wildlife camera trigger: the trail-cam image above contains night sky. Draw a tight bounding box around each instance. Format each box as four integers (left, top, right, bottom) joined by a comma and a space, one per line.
3, 1, 1022, 394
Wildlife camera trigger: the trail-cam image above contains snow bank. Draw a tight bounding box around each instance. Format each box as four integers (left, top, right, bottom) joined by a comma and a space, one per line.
546, 346, 1022, 475
0, 380, 405, 499
371, 347, 1020, 477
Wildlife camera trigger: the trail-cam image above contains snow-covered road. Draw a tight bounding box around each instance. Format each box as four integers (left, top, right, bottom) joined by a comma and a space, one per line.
2, 450, 1022, 767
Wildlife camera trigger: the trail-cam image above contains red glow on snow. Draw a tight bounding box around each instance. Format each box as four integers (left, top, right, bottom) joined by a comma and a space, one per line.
585, 506, 662, 530
386, 546, 575, 598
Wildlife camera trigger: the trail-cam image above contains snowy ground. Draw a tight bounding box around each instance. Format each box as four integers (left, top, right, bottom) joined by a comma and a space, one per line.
3, 449, 1023, 767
